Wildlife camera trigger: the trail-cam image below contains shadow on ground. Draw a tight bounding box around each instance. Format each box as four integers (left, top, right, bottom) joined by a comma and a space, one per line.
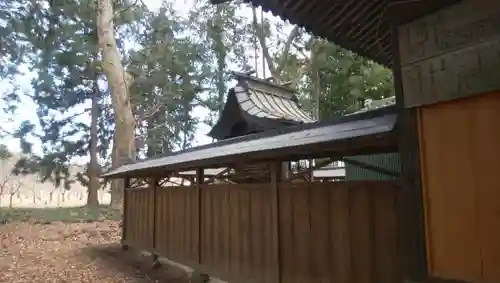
83, 244, 190, 283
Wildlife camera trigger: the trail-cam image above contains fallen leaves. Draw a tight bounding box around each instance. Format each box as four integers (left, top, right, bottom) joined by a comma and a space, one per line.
0, 221, 190, 283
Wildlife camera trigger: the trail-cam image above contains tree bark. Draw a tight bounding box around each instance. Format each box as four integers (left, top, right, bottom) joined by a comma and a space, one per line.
110, 135, 123, 209
87, 75, 100, 207
97, 0, 136, 209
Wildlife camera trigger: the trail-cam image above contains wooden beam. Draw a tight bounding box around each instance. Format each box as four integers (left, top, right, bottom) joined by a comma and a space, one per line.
196, 168, 204, 264
308, 159, 314, 181
270, 161, 281, 283
121, 177, 130, 248
393, 26, 428, 280
205, 167, 232, 184
405, 276, 471, 283
152, 177, 159, 250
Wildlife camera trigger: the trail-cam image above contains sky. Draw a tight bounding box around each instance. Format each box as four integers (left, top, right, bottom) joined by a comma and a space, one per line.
0, 0, 280, 164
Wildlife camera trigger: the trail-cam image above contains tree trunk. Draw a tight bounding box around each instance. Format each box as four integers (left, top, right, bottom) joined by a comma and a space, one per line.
9, 193, 14, 208
110, 134, 124, 210
310, 39, 321, 119
146, 112, 157, 157
252, 7, 277, 80
97, 0, 136, 209
87, 76, 100, 207
211, 5, 226, 117
252, 7, 300, 83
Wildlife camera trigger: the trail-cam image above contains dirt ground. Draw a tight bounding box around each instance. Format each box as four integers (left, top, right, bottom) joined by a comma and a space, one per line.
0, 221, 190, 283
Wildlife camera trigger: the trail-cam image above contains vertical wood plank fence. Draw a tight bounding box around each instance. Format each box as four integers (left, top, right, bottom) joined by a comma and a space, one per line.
123, 181, 404, 283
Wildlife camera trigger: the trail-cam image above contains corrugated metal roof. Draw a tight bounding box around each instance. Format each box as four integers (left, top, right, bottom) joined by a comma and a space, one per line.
345, 152, 401, 181
212, 0, 460, 67
103, 106, 398, 178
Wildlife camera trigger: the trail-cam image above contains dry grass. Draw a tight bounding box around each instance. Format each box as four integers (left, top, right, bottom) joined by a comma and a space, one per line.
0, 209, 193, 283
0, 206, 121, 224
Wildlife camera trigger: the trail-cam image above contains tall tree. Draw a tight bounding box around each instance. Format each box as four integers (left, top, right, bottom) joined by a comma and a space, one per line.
305, 41, 394, 118
0, 0, 145, 206
87, 73, 100, 206
97, 0, 137, 208
249, 16, 394, 118
188, 0, 253, 126
127, 4, 203, 156
9, 0, 107, 201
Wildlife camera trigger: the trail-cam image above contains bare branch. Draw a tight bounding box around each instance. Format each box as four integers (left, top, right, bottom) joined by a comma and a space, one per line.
292, 42, 312, 64
135, 100, 165, 122
252, 7, 278, 81
252, 8, 302, 83
276, 26, 301, 75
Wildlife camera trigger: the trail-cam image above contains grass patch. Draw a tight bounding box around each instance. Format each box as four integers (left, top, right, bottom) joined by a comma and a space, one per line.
0, 205, 122, 224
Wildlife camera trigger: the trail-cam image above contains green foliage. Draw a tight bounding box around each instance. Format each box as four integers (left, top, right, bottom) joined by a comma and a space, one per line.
188, 0, 254, 126
128, 5, 204, 155
244, 15, 394, 120
298, 39, 394, 118
2, 0, 145, 189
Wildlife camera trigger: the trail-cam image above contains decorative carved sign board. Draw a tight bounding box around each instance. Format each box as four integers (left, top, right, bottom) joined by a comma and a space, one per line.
398, 0, 500, 107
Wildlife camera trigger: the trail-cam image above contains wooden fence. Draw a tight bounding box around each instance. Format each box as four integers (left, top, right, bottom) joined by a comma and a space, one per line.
123, 181, 403, 283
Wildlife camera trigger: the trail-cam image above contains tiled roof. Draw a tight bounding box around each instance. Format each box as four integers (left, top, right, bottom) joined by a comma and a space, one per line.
207, 73, 315, 140
235, 75, 315, 123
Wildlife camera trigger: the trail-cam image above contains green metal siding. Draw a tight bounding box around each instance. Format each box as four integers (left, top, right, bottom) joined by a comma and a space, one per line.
345, 152, 401, 181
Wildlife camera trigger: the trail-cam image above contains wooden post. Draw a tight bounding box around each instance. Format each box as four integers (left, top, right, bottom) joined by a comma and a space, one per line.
308, 159, 314, 182
196, 168, 204, 265
122, 176, 130, 249
392, 27, 428, 280
270, 161, 281, 283
152, 177, 159, 252
281, 161, 290, 180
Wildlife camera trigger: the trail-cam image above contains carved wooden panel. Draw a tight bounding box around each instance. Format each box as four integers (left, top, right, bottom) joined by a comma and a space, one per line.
398, 0, 500, 107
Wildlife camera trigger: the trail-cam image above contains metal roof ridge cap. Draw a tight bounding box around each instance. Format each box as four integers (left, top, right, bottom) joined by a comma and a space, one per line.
233, 71, 297, 94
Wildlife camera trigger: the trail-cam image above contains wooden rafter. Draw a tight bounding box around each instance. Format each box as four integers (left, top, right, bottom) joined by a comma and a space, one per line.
205, 167, 232, 184
158, 175, 172, 187
129, 178, 150, 189
287, 158, 337, 181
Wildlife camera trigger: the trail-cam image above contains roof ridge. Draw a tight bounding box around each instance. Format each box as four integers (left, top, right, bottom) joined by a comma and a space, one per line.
233, 71, 297, 95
